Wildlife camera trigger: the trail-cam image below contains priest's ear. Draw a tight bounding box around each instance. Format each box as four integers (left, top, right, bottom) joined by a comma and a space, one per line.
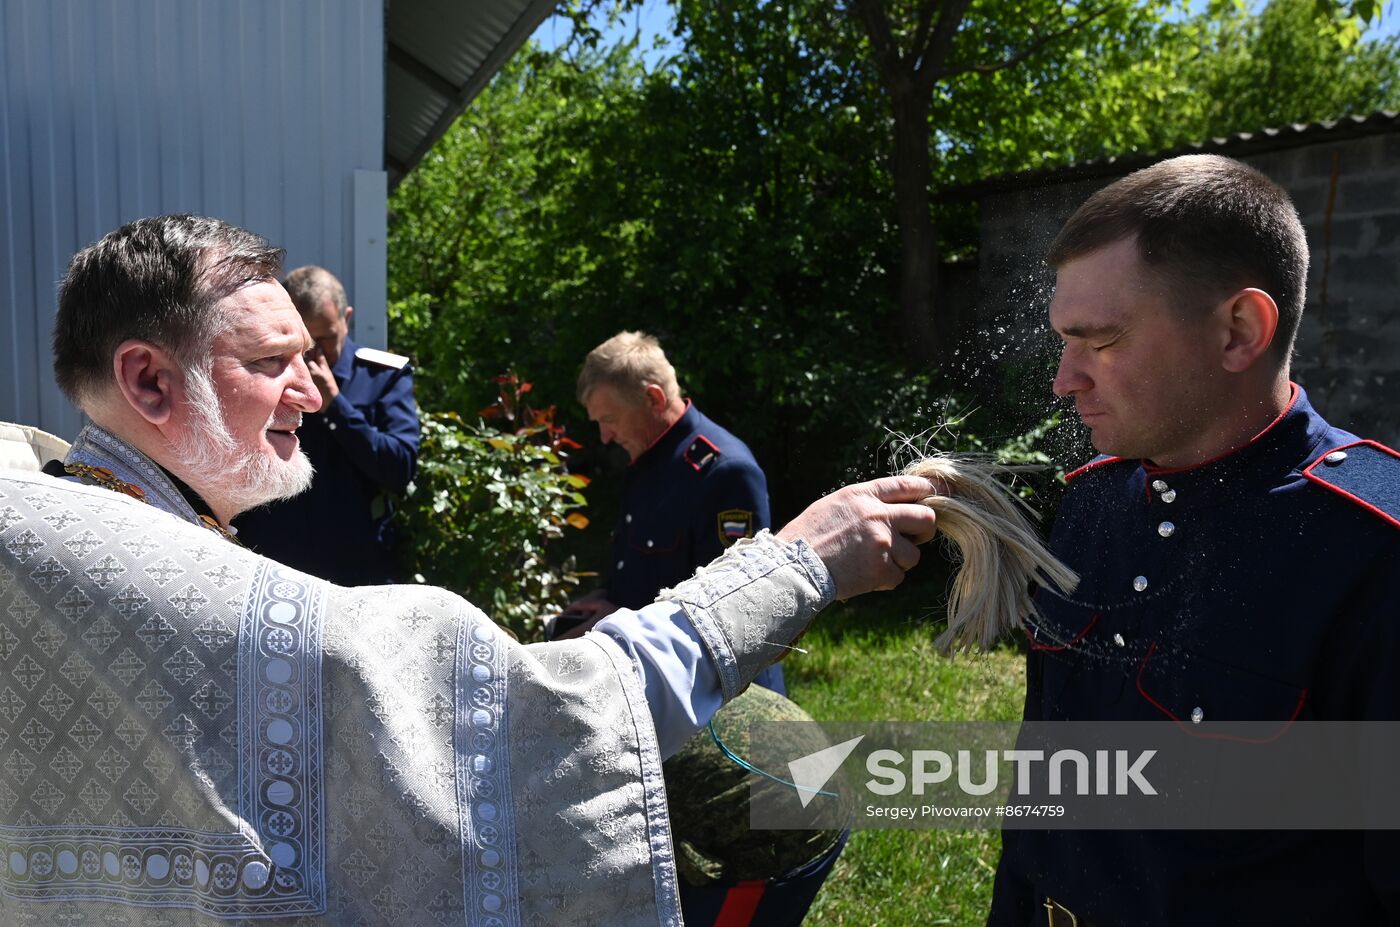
1217, 287, 1280, 374
111, 340, 183, 426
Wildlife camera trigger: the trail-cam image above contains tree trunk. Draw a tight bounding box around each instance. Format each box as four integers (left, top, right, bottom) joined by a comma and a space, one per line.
890, 84, 940, 365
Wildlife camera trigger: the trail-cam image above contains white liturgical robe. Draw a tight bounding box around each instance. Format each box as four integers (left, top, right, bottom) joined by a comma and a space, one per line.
0, 425, 834, 926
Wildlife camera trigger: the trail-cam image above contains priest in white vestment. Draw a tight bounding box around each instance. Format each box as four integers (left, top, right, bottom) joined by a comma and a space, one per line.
0, 215, 936, 926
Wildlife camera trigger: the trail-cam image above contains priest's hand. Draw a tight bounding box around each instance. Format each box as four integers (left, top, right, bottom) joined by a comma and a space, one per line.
776, 476, 938, 600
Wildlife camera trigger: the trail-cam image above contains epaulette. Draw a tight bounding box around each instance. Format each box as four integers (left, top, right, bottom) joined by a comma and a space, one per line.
684, 435, 722, 472
354, 346, 411, 370
1065, 454, 1127, 483
1302, 440, 1400, 530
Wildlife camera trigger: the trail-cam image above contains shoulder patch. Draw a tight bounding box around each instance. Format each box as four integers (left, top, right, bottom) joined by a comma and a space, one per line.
1302, 440, 1400, 530
1065, 454, 1127, 483
354, 346, 410, 370
684, 435, 722, 472
717, 509, 754, 546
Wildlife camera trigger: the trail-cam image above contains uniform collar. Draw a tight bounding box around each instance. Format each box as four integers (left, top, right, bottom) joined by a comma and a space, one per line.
1134, 383, 1335, 502
631, 400, 698, 469
331, 336, 359, 382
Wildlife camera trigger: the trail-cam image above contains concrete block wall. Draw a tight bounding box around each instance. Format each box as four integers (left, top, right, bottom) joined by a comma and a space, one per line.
1281, 134, 1400, 445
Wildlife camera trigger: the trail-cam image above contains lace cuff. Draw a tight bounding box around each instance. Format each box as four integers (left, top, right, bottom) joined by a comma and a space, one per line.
659, 530, 835, 699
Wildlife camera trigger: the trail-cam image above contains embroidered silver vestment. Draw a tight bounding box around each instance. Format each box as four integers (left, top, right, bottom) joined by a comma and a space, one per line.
0, 426, 830, 925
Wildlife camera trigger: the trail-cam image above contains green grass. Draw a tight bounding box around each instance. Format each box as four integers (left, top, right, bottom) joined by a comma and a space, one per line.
782, 578, 1025, 927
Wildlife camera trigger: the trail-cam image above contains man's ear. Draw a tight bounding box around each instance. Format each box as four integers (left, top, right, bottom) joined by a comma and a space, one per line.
344, 305, 354, 325
1218, 288, 1279, 374
643, 383, 669, 413
112, 340, 181, 425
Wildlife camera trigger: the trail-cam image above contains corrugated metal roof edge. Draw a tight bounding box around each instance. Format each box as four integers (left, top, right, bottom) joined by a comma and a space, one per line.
936, 111, 1400, 203
388, 0, 558, 189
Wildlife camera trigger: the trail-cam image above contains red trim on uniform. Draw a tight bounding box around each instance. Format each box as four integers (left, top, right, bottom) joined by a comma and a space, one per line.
1134, 641, 1307, 744
1024, 613, 1099, 652
714, 880, 768, 927
685, 434, 722, 472
1065, 457, 1124, 483
1301, 439, 1400, 530
1141, 382, 1301, 476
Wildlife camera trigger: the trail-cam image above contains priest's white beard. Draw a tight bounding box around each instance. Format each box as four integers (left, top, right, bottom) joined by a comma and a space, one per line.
170, 365, 315, 517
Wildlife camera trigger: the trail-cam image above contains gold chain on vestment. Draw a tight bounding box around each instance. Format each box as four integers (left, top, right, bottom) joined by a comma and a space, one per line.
63, 462, 243, 547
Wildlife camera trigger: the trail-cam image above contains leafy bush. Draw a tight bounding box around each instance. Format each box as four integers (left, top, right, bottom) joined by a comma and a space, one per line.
397, 375, 590, 640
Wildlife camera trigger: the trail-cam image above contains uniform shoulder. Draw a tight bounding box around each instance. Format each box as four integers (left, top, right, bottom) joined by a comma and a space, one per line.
1302, 439, 1400, 531
682, 434, 724, 473
686, 432, 767, 479
353, 346, 411, 370
1064, 454, 1131, 484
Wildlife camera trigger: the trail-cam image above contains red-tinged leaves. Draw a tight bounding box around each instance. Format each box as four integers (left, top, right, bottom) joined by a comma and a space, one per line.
400, 376, 593, 641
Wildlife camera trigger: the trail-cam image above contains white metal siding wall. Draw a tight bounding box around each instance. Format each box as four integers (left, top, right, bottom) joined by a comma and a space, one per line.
1, 0, 387, 440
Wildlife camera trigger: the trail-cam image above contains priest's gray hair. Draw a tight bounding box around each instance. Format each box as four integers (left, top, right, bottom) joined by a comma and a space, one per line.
903, 454, 1078, 654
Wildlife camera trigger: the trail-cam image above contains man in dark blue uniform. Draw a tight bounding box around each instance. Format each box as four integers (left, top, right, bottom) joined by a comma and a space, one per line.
561, 332, 848, 927
234, 266, 419, 585
562, 331, 783, 692
989, 155, 1400, 925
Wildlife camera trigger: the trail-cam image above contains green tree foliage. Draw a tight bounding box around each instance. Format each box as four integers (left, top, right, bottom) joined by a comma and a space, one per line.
390, 35, 926, 518
869, 0, 1400, 238
1172, 0, 1400, 140
389, 0, 1400, 531
388, 54, 594, 413
845, 0, 1161, 361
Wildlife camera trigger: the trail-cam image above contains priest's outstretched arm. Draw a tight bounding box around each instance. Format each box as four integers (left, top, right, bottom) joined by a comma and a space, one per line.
594, 475, 938, 757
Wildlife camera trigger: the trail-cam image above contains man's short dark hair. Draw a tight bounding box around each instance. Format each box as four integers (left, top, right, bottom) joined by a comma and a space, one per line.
53, 215, 285, 405
1047, 154, 1309, 362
